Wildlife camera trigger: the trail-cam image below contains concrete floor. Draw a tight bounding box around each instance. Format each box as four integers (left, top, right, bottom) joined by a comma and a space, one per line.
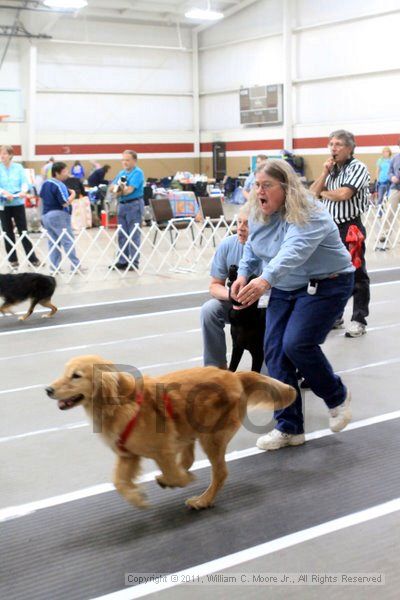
1, 243, 399, 599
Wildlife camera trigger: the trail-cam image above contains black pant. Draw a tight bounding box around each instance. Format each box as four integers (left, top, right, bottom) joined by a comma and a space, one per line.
0, 204, 38, 264
337, 216, 370, 325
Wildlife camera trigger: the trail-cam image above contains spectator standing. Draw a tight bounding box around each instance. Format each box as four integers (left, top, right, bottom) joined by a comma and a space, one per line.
200, 204, 255, 368
40, 161, 82, 274
41, 157, 54, 180
71, 160, 85, 181
231, 160, 355, 451
242, 154, 268, 201
0, 145, 40, 268
375, 147, 392, 207
387, 139, 400, 216
310, 130, 370, 338
111, 150, 144, 271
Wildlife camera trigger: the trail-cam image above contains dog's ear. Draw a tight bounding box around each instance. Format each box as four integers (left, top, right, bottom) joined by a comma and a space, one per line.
93, 368, 138, 405
93, 369, 120, 406
118, 371, 136, 401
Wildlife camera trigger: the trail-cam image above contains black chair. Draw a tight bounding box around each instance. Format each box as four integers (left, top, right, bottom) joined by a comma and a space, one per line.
193, 181, 208, 198
199, 196, 232, 222
149, 198, 194, 245
198, 196, 232, 246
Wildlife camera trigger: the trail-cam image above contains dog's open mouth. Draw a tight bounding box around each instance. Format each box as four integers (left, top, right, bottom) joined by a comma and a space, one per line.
57, 395, 84, 410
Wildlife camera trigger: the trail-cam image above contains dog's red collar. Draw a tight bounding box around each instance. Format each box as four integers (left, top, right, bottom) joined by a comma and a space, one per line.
116, 392, 174, 454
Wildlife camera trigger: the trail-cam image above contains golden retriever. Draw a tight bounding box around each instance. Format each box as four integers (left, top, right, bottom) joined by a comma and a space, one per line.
46, 355, 296, 510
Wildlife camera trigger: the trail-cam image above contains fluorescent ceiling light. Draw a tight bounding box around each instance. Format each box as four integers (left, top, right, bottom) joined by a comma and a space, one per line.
185, 8, 224, 21
44, 0, 88, 8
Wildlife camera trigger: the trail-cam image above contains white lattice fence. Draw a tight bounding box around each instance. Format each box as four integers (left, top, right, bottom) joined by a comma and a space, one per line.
0, 217, 238, 282
1, 204, 399, 283
363, 200, 400, 251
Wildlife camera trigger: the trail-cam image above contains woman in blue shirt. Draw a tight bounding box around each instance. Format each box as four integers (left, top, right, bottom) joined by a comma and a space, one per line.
0, 145, 40, 268
375, 147, 392, 206
231, 160, 354, 451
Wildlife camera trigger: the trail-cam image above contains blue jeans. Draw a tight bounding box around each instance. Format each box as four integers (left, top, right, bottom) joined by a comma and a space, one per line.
117, 199, 144, 266
41, 210, 80, 270
200, 298, 231, 367
377, 182, 390, 206
265, 272, 354, 435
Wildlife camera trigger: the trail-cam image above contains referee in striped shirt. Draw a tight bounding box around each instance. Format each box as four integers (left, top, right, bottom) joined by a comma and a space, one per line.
310, 130, 370, 338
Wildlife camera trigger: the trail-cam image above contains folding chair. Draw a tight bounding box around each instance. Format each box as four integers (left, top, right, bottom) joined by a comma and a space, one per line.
149, 198, 194, 246
198, 196, 231, 246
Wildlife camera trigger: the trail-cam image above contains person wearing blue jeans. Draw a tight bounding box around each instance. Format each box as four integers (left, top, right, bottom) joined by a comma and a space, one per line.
231, 159, 355, 451
375, 147, 392, 210
200, 203, 254, 368
40, 161, 81, 273
112, 150, 145, 270
117, 199, 144, 270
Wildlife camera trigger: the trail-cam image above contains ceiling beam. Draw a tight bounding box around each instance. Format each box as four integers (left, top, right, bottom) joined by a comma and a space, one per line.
0, 23, 51, 38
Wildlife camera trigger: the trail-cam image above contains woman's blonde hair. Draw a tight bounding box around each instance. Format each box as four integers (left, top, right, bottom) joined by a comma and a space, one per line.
249, 159, 315, 226
382, 146, 392, 156
0, 145, 14, 156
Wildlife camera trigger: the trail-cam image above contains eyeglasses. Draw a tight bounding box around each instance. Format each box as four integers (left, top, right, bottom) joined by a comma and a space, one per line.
255, 182, 280, 191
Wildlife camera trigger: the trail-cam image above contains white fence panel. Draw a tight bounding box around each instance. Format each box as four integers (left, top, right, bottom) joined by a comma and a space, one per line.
0, 217, 238, 282
1, 204, 399, 284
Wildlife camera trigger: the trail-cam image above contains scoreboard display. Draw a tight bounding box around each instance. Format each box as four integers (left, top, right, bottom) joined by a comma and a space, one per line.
240, 84, 283, 126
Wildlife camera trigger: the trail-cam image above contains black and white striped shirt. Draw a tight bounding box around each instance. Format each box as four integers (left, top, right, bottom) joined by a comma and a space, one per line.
323, 158, 370, 224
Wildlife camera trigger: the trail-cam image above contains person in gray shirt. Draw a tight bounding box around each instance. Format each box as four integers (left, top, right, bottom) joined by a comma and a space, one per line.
200, 203, 257, 368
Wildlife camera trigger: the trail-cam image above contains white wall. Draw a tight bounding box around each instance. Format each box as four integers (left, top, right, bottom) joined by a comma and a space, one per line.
34, 19, 193, 141
0, 43, 23, 146
2, 0, 400, 157
0, 18, 194, 153
198, 0, 400, 149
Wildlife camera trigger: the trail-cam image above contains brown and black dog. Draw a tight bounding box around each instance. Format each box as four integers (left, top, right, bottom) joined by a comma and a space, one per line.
46, 355, 296, 510
0, 273, 57, 321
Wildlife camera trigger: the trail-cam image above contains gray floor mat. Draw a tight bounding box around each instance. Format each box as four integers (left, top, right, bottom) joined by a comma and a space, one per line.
1, 419, 399, 600
0, 291, 210, 333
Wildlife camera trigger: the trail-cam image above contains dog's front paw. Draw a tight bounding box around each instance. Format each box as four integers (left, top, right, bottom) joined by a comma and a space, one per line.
18, 316, 27, 321
185, 495, 215, 510
125, 489, 149, 509
156, 474, 173, 488
41, 313, 53, 319
156, 471, 195, 489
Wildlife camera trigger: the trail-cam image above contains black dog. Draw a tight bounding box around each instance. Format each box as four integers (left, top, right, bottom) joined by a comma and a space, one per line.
0, 273, 57, 321
227, 265, 266, 373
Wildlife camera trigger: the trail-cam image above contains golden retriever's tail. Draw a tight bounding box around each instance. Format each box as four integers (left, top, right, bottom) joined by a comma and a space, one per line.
237, 371, 296, 411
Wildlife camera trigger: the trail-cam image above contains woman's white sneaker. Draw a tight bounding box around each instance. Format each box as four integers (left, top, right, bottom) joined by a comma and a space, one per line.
345, 321, 366, 337
256, 428, 305, 451
329, 392, 352, 432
